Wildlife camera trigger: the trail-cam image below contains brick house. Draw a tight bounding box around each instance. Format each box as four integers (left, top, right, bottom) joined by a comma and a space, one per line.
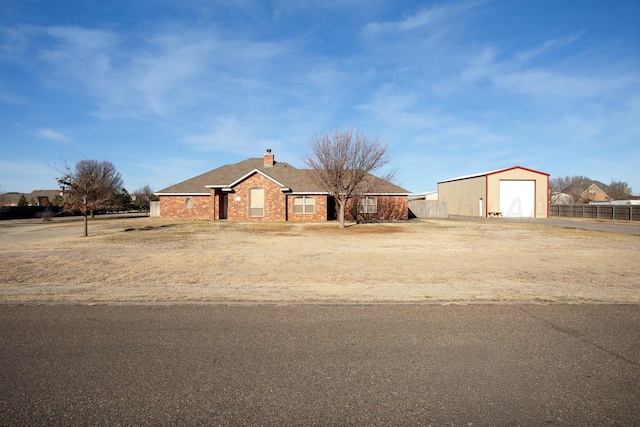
155, 151, 409, 221
580, 183, 611, 202
0, 190, 63, 206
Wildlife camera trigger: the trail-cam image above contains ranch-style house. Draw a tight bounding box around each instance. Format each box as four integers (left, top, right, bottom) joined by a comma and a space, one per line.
155, 150, 409, 222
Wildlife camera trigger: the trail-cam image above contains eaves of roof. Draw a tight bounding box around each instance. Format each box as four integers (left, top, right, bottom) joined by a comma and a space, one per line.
155, 157, 410, 195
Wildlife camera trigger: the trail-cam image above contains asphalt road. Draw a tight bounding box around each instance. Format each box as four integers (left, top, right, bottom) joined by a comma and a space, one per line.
1, 304, 638, 426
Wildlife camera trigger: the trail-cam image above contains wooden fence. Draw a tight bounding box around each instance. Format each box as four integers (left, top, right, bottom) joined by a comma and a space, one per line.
408, 201, 448, 219
549, 204, 640, 221
0, 206, 63, 220
150, 201, 160, 217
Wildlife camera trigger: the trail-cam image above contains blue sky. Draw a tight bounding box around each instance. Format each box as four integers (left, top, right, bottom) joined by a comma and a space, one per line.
1, 0, 638, 195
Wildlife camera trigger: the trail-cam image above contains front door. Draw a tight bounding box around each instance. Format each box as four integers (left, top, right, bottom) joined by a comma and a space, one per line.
219, 193, 228, 219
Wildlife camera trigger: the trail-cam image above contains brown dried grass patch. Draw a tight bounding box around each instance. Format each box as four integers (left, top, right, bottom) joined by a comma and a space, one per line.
0, 216, 638, 303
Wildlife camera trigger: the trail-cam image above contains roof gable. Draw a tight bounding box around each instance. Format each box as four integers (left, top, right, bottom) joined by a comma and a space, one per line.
215, 169, 289, 191
581, 183, 610, 199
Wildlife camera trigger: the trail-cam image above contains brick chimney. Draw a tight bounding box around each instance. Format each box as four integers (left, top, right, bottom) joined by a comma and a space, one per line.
264, 149, 274, 167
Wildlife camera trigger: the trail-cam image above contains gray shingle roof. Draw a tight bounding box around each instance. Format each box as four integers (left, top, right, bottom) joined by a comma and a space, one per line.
1, 190, 63, 206
156, 157, 408, 195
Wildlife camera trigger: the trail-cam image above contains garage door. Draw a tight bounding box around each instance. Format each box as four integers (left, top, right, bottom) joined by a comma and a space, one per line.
500, 180, 535, 217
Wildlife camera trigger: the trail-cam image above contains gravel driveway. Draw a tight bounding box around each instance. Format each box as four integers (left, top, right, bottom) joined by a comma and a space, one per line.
1, 304, 638, 425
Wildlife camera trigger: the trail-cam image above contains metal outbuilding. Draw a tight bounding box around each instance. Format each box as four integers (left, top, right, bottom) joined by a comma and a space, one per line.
438, 166, 550, 218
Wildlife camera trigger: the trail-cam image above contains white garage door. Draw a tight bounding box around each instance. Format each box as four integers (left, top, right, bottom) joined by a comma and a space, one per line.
500, 180, 535, 217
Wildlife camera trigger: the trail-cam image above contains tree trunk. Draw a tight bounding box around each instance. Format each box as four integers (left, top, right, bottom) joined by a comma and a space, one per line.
84, 212, 88, 237
338, 201, 345, 228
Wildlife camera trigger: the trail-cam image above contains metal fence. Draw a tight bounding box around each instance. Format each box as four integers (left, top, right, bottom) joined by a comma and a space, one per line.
549, 204, 640, 221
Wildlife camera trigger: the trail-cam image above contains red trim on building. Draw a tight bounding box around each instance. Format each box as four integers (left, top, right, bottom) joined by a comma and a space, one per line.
485, 166, 550, 177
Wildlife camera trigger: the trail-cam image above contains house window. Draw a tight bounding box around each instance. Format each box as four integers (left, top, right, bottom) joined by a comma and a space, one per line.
293, 196, 315, 214
358, 196, 377, 214
185, 198, 193, 209
250, 188, 264, 217
589, 190, 597, 197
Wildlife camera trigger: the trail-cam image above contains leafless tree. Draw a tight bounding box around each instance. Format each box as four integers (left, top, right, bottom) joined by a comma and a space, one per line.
0, 186, 8, 215
133, 184, 156, 212
303, 127, 392, 228
606, 180, 632, 200
57, 159, 123, 236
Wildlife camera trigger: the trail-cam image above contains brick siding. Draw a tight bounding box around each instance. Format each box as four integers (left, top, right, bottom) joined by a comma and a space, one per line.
159, 195, 213, 220
227, 173, 287, 221
287, 194, 328, 221
345, 195, 408, 221
159, 173, 407, 222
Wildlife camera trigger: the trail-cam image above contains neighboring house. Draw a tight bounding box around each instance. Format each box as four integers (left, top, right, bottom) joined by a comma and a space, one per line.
0, 190, 63, 206
409, 191, 438, 201
550, 192, 576, 205
155, 151, 409, 222
550, 180, 610, 205
28, 190, 64, 206
1, 192, 23, 207
438, 166, 550, 218
580, 183, 610, 202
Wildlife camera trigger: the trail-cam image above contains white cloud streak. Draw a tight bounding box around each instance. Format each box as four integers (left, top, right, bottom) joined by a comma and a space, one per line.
31, 25, 298, 122
363, 0, 487, 35
37, 128, 73, 143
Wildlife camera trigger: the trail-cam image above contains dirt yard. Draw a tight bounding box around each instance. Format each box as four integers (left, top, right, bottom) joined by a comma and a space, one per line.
0, 216, 638, 303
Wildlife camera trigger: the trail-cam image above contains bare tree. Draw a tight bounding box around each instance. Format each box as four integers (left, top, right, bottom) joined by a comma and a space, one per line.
0, 186, 7, 206
303, 127, 392, 228
606, 180, 632, 200
57, 159, 123, 237
0, 186, 8, 216
133, 185, 156, 212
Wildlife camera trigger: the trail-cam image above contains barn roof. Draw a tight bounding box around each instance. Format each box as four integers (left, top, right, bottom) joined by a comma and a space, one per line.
438, 166, 549, 184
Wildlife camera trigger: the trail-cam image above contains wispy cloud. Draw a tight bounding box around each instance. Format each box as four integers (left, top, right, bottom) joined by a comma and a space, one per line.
495, 69, 637, 101
180, 113, 293, 158
513, 33, 583, 63
362, 0, 487, 35
32, 25, 299, 122
37, 128, 73, 143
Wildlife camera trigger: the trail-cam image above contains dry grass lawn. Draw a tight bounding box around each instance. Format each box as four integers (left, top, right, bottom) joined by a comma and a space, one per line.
1, 216, 638, 303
